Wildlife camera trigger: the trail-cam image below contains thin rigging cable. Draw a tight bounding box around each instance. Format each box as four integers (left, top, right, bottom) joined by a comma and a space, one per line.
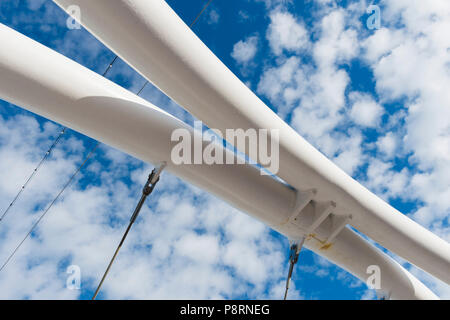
92, 2, 214, 299
0, 127, 66, 223
0, 0, 213, 279
102, 55, 119, 78
0, 56, 119, 270
92, 165, 165, 300
283, 238, 305, 300
0, 55, 119, 225
136, 81, 149, 97
190, 0, 214, 28
0, 142, 100, 273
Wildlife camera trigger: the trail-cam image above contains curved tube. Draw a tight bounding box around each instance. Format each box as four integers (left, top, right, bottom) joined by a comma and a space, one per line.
52, 0, 450, 284
0, 23, 438, 299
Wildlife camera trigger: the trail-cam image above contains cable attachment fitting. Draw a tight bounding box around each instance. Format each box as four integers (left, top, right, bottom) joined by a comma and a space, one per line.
92, 163, 166, 300
284, 237, 305, 300
142, 173, 157, 197
130, 162, 166, 224
142, 161, 166, 196
149, 162, 166, 186
289, 243, 301, 265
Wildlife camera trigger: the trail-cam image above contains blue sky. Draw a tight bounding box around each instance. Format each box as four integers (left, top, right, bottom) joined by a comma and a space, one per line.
0, 0, 449, 300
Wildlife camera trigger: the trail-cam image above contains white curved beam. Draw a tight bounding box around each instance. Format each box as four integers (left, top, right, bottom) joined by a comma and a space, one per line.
0, 23, 438, 299
51, 0, 450, 284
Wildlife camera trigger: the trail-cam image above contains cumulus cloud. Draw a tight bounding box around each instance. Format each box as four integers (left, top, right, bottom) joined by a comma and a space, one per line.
349, 92, 384, 128
257, 56, 302, 108
252, 0, 449, 296
255, 0, 449, 243
313, 9, 359, 68
208, 9, 220, 25
331, 129, 365, 176
266, 10, 309, 55
255, 0, 293, 9
376, 132, 399, 160
231, 35, 259, 66
360, 0, 450, 232
258, 7, 363, 176
355, 0, 449, 294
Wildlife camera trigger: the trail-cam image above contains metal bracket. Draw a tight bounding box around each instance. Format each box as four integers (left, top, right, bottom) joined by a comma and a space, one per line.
306, 201, 335, 234
326, 215, 351, 243
288, 189, 316, 225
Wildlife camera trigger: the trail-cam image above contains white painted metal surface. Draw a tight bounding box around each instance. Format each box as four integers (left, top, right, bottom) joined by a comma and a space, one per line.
51, 0, 450, 285
0, 23, 439, 299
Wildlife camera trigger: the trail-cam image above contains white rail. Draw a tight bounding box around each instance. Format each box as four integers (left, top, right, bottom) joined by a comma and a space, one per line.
0, 23, 438, 299
51, 0, 449, 285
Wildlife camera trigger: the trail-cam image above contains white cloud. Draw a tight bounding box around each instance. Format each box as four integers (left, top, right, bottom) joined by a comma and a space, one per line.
253, 0, 449, 296
362, 28, 403, 63
257, 56, 301, 108
266, 10, 309, 55
255, 0, 293, 9
349, 92, 384, 128
174, 233, 220, 264
257, 7, 365, 176
231, 35, 259, 65
376, 132, 399, 159
313, 9, 359, 68
361, 0, 450, 232
332, 129, 365, 176
256, 0, 449, 255
208, 9, 220, 25
364, 158, 410, 201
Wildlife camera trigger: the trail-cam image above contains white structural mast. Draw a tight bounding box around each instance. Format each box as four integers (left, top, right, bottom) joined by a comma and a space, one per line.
50, 0, 450, 288
0, 22, 443, 299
